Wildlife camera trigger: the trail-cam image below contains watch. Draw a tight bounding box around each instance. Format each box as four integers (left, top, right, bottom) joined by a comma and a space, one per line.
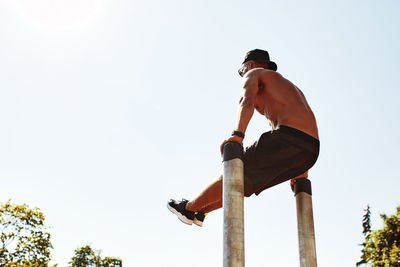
231, 130, 245, 138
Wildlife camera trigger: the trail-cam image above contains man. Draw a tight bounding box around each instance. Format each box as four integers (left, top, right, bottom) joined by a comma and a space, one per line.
167, 49, 320, 227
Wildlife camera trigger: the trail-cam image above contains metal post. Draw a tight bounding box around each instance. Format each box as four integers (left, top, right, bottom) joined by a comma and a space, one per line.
222, 142, 245, 267
294, 178, 317, 267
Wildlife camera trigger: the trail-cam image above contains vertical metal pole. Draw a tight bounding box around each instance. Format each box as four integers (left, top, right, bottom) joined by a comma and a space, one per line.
294, 178, 317, 267
222, 142, 245, 267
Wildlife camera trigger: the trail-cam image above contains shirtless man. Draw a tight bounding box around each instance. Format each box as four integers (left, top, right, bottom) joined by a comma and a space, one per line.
168, 49, 320, 227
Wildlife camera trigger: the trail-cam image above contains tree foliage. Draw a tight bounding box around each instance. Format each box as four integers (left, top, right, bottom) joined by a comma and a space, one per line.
362, 205, 372, 236
0, 201, 122, 266
358, 205, 372, 266
70, 245, 122, 267
357, 206, 400, 266
0, 201, 53, 266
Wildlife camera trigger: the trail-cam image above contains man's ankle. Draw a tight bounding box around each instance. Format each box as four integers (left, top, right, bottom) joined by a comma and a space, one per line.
185, 201, 196, 212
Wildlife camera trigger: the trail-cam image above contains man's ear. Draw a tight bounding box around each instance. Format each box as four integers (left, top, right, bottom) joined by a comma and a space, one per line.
247, 61, 255, 69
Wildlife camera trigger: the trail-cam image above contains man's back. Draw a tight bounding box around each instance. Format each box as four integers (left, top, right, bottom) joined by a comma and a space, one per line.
245, 68, 319, 139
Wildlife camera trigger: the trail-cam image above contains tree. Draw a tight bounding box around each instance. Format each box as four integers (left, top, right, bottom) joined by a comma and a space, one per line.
70, 245, 122, 267
357, 206, 400, 266
0, 201, 53, 266
357, 205, 372, 266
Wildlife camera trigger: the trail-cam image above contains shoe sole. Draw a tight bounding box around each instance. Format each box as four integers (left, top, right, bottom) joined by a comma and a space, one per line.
167, 203, 193, 225
193, 218, 203, 227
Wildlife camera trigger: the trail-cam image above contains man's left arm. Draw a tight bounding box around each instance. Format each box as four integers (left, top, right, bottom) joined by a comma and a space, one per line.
220, 73, 259, 153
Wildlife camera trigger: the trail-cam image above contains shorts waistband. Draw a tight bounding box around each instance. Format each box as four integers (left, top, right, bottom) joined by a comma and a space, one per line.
277, 125, 318, 142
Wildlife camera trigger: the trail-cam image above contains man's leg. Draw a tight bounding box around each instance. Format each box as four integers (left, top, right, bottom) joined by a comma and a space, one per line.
186, 175, 223, 213
201, 200, 223, 213
186, 170, 309, 213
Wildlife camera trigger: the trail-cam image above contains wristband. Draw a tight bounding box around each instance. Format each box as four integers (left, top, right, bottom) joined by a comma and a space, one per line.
231, 130, 245, 138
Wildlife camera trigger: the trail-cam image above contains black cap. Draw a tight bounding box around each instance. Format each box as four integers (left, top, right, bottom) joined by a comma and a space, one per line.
242, 49, 277, 71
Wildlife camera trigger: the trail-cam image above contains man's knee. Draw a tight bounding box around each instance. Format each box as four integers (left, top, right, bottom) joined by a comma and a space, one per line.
293, 171, 308, 180
290, 171, 309, 191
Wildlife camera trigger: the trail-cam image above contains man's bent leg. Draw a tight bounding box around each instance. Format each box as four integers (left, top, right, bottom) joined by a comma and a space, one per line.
186, 175, 223, 213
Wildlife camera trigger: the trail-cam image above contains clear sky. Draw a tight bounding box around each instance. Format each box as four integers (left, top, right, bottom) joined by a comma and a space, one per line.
1, 0, 399, 266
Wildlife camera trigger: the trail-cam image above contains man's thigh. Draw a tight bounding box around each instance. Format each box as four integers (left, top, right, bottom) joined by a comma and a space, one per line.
243, 131, 318, 197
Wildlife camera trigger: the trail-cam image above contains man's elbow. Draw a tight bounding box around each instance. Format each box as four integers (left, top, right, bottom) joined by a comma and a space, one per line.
240, 97, 255, 109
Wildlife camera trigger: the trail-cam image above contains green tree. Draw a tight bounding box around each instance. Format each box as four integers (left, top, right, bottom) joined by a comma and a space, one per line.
70, 245, 122, 267
357, 206, 400, 266
0, 201, 53, 266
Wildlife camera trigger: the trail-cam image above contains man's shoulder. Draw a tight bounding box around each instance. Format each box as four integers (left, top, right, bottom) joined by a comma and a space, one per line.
244, 68, 281, 80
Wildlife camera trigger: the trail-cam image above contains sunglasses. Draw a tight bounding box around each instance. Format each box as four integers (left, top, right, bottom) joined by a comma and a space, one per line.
237, 62, 250, 77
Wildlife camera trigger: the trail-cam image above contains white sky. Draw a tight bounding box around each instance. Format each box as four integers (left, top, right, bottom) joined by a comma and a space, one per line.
1, 0, 399, 266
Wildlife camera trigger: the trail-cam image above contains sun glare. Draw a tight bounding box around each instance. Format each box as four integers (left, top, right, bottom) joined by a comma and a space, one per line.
14, 0, 103, 31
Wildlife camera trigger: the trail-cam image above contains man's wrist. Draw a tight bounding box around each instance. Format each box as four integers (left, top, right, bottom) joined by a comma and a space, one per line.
231, 130, 245, 138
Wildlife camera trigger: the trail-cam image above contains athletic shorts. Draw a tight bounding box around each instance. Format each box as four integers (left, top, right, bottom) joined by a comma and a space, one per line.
243, 125, 320, 197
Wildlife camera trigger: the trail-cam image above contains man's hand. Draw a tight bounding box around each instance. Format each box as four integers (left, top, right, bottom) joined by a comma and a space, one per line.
220, 135, 244, 155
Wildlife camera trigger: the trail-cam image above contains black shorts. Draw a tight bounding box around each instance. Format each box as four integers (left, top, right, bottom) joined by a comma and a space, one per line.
243, 125, 320, 197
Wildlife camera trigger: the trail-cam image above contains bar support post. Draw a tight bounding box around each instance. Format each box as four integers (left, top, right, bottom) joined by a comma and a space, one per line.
222, 142, 245, 267
294, 178, 317, 267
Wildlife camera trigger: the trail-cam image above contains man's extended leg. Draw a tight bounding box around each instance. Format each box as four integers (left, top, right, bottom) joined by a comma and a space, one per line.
167, 175, 222, 226
187, 170, 309, 213
186, 175, 223, 213
199, 199, 222, 213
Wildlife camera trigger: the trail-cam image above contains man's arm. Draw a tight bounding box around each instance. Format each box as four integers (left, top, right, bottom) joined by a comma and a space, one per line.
220, 71, 260, 153
235, 73, 259, 134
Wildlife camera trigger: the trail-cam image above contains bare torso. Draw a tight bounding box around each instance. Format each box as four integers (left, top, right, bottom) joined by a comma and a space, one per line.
248, 68, 319, 139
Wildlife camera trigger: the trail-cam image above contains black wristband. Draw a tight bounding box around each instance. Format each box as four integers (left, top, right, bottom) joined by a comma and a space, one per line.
231, 130, 245, 138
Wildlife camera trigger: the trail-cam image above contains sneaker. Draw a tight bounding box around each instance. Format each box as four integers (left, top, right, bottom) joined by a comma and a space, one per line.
193, 212, 207, 227
167, 199, 195, 225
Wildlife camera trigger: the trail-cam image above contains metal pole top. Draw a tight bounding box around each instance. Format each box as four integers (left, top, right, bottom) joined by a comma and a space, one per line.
293, 178, 312, 196
222, 142, 243, 162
